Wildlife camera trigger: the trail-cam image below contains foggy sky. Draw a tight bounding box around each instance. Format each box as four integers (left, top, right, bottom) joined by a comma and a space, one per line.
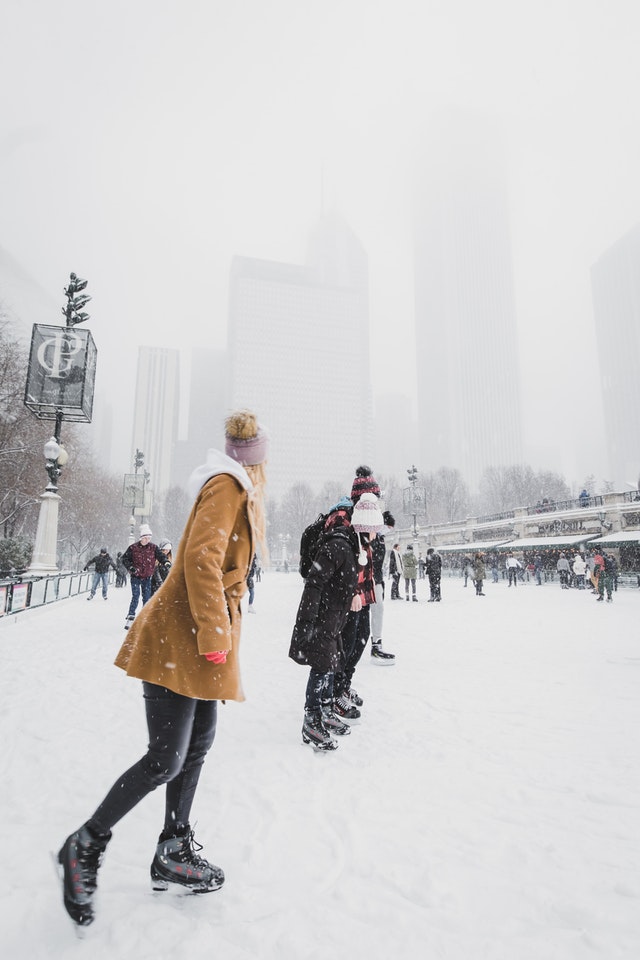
2, 0, 640, 488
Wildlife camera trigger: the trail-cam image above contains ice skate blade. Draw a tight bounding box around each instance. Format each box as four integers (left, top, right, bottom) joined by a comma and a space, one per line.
150, 875, 223, 895
301, 734, 338, 752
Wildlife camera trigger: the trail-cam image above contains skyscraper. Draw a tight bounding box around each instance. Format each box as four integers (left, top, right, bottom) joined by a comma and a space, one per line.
227, 214, 373, 500
591, 223, 640, 488
171, 347, 227, 488
413, 113, 522, 491
131, 346, 180, 503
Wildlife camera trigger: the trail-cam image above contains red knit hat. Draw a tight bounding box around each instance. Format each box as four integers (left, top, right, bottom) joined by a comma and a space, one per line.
350, 465, 380, 503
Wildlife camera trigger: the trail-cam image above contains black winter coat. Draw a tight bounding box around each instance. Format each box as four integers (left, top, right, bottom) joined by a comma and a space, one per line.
371, 534, 386, 585
288, 525, 359, 673
84, 552, 116, 574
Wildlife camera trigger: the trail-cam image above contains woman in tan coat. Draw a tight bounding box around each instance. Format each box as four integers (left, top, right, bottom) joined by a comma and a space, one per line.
57, 411, 268, 927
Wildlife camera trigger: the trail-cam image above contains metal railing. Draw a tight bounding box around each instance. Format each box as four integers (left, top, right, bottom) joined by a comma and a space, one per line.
0, 570, 115, 618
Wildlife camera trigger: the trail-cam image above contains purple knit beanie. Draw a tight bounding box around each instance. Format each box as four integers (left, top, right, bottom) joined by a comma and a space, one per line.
224, 410, 269, 466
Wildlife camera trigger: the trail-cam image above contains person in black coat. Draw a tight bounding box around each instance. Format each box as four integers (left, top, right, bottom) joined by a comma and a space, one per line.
150, 539, 173, 596
388, 543, 403, 599
289, 506, 359, 751
84, 548, 117, 600
425, 547, 442, 602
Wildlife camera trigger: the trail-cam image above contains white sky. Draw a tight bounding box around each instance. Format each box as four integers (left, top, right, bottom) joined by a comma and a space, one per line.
2, 0, 640, 482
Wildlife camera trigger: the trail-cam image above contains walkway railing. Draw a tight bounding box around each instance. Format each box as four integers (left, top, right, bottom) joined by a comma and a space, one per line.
0, 570, 115, 618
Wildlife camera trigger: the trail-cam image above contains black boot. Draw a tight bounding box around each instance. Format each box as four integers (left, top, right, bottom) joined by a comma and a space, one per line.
333, 694, 361, 721
371, 641, 395, 663
57, 824, 111, 926
301, 709, 338, 751
151, 825, 224, 893
321, 701, 351, 736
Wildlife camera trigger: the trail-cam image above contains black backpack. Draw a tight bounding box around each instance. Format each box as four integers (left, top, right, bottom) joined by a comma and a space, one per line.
299, 513, 328, 578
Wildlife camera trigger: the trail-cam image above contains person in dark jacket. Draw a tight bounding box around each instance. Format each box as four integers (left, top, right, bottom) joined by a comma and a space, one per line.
333, 490, 386, 716
289, 505, 359, 751
84, 548, 117, 600
425, 547, 442, 602
369, 511, 396, 661
597, 552, 617, 602
115, 552, 128, 588
150, 539, 173, 595
473, 552, 486, 596
121, 525, 167, 627
389, 543, 403, 598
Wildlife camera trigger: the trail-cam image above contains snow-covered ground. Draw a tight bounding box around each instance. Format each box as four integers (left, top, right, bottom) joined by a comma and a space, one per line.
2, 571, 639, 960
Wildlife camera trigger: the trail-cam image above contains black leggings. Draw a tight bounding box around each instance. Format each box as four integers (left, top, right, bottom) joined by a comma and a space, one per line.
87, 682, 217, 836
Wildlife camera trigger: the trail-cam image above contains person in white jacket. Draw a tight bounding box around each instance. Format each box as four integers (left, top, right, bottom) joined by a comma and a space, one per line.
572, 552, 587, 589
505, 552, 521, 587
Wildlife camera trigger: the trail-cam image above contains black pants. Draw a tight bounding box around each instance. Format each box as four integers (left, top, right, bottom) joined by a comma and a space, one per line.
428, 575, 441, 600
334, 606, 370, 697
390, 574, 401, 599
305, 670, 334, 712
87, 682, 217, 837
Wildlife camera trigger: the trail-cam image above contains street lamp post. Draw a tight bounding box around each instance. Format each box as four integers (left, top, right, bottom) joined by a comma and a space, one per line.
278, 533, 291, 571
24, 273, 97, 574
122, 449, 147, 545
26, 436, 70, 574
403, 464, 427, 545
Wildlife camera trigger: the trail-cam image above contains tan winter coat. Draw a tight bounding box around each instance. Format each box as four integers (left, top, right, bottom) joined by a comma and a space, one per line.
115, 472, 254, 701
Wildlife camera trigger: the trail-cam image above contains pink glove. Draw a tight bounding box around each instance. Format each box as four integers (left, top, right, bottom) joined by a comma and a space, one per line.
205, 651, 227, 664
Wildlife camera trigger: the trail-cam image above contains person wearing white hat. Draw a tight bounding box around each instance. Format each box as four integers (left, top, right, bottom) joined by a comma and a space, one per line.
121, 526, 167, 627
151, 539, 173, 596
333, 491, 385, 720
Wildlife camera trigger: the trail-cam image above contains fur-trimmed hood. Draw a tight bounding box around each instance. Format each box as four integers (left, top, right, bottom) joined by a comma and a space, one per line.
187, 448, 253, 502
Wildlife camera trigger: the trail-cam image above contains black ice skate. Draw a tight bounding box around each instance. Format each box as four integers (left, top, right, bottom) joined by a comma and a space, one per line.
333, 694, 361, 721
347, 687, 364, 707
57, 824, 111, 927
150, 826, 225, 893
371, 641, 396, 663
124, 615, 134, 630
321, 702, 351, 736
301, 709, 338, 751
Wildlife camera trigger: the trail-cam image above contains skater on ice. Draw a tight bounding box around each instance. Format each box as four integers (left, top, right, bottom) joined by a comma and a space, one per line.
56, 410, 268, 926
333, 471, 386, 718
289, 497, 359, 751
121, 525, 167, 628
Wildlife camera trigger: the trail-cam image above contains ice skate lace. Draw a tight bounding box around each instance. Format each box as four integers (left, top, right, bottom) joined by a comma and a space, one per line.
184, 831, 211, 870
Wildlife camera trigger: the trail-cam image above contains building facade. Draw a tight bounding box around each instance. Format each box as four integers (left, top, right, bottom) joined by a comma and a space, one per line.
591, 223, 640, 490
130, 346, 180, 506
413, 113, 522, 492
227, 215, 374, 501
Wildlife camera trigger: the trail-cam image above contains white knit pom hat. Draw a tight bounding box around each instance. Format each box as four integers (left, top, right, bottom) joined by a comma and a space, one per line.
351, 492, 384, 534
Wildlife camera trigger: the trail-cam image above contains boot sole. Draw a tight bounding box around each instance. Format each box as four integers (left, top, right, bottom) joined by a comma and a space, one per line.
150, 869, 224, 894
301, 733, 338, 751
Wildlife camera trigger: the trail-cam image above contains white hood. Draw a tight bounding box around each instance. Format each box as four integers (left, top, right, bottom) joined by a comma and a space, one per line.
186, 448, 253, 502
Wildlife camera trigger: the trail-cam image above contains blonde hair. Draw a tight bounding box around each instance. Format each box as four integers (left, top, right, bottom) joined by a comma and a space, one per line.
224, 410, 269, 563
245, 461, 269, 564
